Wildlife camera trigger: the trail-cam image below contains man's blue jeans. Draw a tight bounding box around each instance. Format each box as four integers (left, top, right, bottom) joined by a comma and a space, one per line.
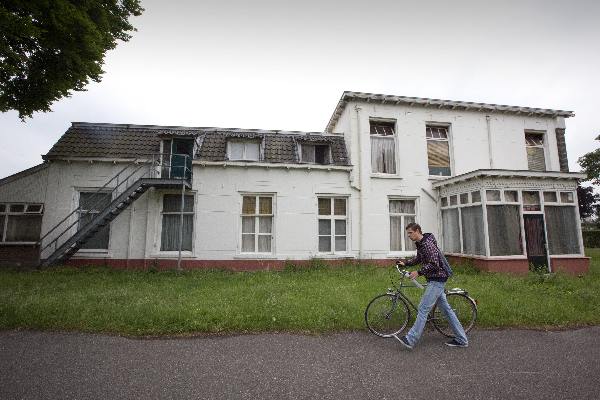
405, 280, 468, 346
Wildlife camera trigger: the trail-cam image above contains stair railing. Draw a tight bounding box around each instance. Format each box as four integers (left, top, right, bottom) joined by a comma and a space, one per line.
38, 153, 192, 258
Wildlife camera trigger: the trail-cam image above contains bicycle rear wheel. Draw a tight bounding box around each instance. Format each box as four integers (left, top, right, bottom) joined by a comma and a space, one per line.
364, 294, 410, 337
431, 293, 477, 338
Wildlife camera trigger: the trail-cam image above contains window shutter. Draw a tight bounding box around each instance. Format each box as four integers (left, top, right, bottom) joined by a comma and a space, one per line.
527, 146, 546, 171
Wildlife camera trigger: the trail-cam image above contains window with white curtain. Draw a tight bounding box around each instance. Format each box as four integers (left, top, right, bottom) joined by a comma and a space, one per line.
160, 194, 194, 251
228, 140, 260, 161
318, 197, 347, 253
389, 199, 416, 252
486, 205, 522, 256
545, 206, 581, 254
426, 125, 451, 176
442, 208, 461, 253
460, 206, 485, 255
241, 195, 273, 253
370, 120, 396, 174
0, 203, 44, 243
78, 192, 112, 250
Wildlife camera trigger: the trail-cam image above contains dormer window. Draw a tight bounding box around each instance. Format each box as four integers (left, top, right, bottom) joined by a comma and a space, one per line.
228, 140, 261, 161
300, 143, 331, 165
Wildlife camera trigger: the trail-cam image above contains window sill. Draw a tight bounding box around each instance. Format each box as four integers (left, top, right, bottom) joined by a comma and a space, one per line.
234, 254, 277, 259
150, 252, 195, 258
73, 250, 111, 257
386, 252, 417, 258
428, 175, 452, 181
314, 253, 356, 259
371, 174, 403, 179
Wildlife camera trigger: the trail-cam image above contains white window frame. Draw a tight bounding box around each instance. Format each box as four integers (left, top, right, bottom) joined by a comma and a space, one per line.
388, 197, 418, 254
240, 194, 274, 254
0, 203, 44, 244
227, 140, 261, 161
317, 196, 348, 254
369, 119, 397, 175
425, 123, 453, 177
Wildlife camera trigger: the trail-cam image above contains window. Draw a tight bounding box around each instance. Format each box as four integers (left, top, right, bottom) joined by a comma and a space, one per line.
442, 208, 460, 253
241, 195, 273, 253
426, 125, 451, 176
460, 206, 485, 255
161, 138, 194, 178
545, 206, 580, 254
460, 193, 469, 205
228, 140, 260, 161
471, 190, 481, 203
370, 120, 396, 174
78, 192, 111, 250
389, 199, 417, 252
486, 190, 501, 202
160, 194, 194, 251
300, 143, 330, 165
560, 192, 574, 203
523, 191, 541, 212
318, 197, 347, 253
487, 205, 522, 256
543, 191, 558, 203
504, 190, 518, 203
0, 203, 44, 243
525, 132, 546, 171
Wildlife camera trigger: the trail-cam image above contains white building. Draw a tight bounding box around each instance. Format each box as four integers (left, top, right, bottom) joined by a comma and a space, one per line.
0, 91, 588, 274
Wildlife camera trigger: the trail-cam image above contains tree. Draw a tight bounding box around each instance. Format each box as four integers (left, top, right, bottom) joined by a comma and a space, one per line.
578, 134, 600, 185
0, 0, 143, 119
577, 183, 600, 221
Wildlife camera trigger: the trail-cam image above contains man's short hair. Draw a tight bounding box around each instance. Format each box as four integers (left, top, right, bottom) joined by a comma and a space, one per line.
405, 222, 422, 233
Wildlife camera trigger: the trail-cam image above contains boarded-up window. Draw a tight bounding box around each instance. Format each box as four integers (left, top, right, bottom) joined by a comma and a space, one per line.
370, 121, 396, 174
301, 144, 330, 165
525, 132, 546, 171
426, 125, 451, 176
228, 140, 260, 161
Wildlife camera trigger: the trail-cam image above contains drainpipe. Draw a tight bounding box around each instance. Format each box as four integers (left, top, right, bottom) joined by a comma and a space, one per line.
354, 105, 364, 259
486, 115, 494, 169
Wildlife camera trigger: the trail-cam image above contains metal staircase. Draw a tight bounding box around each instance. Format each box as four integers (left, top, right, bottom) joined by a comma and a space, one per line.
38, 153, 192, 267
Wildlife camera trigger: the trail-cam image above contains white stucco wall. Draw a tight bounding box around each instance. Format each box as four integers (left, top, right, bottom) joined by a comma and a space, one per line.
330, 101, 569, 259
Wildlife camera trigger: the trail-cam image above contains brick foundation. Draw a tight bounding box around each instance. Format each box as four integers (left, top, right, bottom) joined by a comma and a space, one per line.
446, 254, 590, 275
0, 245, 40, 268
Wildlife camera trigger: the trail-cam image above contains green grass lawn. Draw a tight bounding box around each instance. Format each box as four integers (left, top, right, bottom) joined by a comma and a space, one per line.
1, 250, 599, 336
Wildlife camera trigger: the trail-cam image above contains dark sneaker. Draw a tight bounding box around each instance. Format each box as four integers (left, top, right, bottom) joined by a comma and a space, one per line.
445, 339, 468, 348
393, 334, 413, 350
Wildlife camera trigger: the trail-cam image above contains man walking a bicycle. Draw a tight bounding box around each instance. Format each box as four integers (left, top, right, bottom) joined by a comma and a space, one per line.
395, 223, 468, 349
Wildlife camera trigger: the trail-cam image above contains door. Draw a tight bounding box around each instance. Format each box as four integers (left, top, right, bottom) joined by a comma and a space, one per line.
523, 214, 548, 271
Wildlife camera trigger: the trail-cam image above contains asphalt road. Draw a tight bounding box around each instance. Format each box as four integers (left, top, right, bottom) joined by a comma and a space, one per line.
1, 327, 599, 400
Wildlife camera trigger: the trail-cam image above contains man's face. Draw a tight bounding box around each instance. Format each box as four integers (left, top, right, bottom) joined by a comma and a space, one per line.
406, 229, 423, 242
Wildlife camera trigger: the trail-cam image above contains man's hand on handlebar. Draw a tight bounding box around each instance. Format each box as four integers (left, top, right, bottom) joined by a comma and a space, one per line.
407, 270, 419, 280
395, 259, 405, 267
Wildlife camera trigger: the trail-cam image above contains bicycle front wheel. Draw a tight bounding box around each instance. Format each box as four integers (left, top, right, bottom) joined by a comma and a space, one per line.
432, 293, 477, 338
364, 294, 410, 337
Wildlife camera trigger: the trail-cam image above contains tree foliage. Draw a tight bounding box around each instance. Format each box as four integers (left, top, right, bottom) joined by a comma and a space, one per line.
577, 183, 600, 221
578, 134, 600, 185
0, 0, 143, 119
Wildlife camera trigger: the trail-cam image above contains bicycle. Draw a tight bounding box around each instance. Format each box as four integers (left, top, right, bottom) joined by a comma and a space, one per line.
364, 264, 477, 338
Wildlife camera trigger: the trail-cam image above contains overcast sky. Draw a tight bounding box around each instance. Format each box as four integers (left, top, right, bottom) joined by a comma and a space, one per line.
1, 0, 599, 178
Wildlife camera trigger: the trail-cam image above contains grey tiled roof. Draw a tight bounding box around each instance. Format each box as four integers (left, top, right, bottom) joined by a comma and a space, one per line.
45, 123, 350, 166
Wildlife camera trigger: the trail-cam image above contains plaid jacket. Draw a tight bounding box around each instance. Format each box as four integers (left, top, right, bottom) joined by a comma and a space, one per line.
404, 233, 449, 282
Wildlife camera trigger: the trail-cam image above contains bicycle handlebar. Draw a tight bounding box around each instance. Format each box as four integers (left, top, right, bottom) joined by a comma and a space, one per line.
395, 264, 424, 289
